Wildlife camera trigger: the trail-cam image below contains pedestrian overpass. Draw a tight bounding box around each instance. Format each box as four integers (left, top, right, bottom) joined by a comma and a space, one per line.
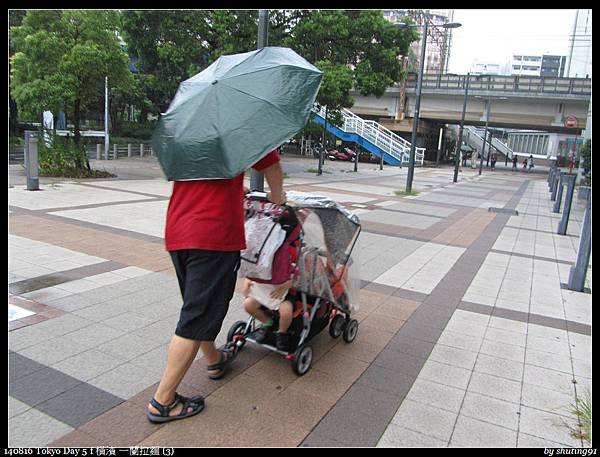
311, 105, 425, 166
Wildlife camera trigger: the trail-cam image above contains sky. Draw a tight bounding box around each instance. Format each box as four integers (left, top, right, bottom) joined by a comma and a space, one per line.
446, 9, 581, 73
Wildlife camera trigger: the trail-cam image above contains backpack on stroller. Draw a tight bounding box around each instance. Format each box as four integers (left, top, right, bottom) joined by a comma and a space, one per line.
226, 191, 361, 375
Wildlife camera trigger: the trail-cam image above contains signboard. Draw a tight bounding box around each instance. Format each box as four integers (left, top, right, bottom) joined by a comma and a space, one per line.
564, 115, 579, 128
335, 140, 342, 146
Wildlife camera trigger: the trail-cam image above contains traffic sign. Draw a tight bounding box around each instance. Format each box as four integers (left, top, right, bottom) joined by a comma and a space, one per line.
564, 115, 578, 128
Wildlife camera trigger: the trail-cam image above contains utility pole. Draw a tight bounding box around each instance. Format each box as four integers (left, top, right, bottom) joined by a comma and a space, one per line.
406, 19, 428, 193
104, 76, 109, 160
250, 9, 269, 191
453, 72, 469, 182
479, 98, 490, 176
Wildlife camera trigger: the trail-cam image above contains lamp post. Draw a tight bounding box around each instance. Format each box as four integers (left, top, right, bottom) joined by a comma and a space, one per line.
475, 95, 507, 175
396, 18, 461, 193
453, 72, 470, 182
250, 9, 269, 191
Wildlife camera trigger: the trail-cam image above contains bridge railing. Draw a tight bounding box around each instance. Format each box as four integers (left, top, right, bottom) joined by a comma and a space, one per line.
406, 74, 591, 96
312, 105, 425, 165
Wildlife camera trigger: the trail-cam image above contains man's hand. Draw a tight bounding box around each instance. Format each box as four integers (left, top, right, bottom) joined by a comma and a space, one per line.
266, 190, 286, 205
262, 161, 286, 205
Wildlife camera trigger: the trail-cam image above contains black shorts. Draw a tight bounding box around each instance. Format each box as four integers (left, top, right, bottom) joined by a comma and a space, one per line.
170, 250, 241, 341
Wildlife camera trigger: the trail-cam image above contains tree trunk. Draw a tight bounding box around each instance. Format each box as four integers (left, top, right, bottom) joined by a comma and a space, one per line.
72, 98, 90, 171
73, 98, 81, 145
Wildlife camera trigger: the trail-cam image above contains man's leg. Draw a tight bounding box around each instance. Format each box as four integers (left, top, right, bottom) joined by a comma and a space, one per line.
149, 335, 201, 416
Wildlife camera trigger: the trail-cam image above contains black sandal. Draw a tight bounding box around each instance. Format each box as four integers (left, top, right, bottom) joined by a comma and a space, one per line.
207, 347, 235, 380
146, 392, 205, 423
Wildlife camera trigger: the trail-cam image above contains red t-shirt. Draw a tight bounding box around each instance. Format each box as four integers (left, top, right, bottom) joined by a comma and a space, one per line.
165, 150, 281, 252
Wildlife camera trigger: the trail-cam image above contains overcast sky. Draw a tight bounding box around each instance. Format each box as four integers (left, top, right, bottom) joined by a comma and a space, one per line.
446, 9, 580, 73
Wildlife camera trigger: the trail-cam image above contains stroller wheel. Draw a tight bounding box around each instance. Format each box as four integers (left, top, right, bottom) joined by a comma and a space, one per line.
342, 319, 359, 343
292, 344, 313, 376
329, 314, 346, 339
227, 320, 248, 351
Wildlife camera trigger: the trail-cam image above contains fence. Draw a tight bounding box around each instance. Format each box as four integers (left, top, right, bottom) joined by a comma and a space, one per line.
9, 142, 154, 164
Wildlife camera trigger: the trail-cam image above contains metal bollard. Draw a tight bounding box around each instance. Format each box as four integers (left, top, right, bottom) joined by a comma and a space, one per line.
553, 174, 564, 213
548, 166, 555, 189
140, 143, 144, 158
567, 191, 591, 291
557, 174, 576, 235
96, 144, 101, 160
551, 171, 561, 201
24, 131, 39, 191
127, 144, 132, 158
113, 144, 118, 160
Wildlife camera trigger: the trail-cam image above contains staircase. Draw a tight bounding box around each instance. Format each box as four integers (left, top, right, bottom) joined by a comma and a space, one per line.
463, 126, 515, 160
311, 105, 426, 166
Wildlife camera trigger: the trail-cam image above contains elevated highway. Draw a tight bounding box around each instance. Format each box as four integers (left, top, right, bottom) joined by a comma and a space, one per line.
350, 74, 591, 135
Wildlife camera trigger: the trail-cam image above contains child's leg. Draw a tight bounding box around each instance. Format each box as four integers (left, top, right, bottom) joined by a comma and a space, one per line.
243, 297, 272, 324
277, 300, 293, 333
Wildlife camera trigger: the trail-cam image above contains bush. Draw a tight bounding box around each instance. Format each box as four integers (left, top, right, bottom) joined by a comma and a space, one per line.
580, 139, 591, 186
117, 120, 157, 140
38, 132, 115, 178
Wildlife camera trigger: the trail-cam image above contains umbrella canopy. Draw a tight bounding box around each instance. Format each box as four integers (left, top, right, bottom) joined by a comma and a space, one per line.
152, 47, 323, 181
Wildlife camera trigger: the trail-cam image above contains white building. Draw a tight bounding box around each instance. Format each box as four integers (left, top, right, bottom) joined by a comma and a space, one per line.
566, 9, 592, 78
511, 55, 542, 76
470, 60, 504, 75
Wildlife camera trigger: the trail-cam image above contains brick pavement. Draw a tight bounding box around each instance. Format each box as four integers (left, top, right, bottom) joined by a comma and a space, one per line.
8, 156, 591, 447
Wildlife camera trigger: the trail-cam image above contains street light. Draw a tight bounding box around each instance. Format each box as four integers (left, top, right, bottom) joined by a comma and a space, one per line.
396, 18, 462, 193
474, 95, 507, 175
250, 9, 269, 191
453, 72, 470, 183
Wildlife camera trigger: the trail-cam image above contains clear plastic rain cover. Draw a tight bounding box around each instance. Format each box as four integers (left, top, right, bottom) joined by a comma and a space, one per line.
286, 191, 362, 313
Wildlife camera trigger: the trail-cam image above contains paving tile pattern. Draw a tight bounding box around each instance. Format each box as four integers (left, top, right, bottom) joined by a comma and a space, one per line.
9, 164, 591, 447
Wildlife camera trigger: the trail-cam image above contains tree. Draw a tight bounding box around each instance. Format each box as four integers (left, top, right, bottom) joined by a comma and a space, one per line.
288, 10, 417, 167
10, 10, 134, 147
121, 10, 302, 116
580, 138, 591, 186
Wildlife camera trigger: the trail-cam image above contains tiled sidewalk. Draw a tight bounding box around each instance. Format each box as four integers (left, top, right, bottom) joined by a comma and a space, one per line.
8, 157, 591, 447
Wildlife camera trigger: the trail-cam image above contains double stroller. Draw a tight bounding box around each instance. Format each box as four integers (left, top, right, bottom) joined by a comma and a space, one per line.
226, 191, 362, 375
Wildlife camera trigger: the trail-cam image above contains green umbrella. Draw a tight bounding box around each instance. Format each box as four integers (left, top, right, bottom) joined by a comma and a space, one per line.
152, 46, 323, 181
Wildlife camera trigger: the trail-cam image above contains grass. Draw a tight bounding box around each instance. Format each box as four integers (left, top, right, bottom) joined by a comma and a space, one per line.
394, 189, 420, 197
568, 390, 592, 445
306, 168, 332, 174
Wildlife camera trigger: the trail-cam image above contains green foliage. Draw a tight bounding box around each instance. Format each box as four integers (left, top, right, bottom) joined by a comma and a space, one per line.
10, 10, 134, 144
569, 390, 591, 445
580, 138, 591, 186
394, 189, 420, 197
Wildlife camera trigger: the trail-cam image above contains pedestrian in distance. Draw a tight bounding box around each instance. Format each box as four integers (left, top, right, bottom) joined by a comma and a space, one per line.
528, 154, 535, 173
512, 155, 518, 171
147, 150, 287, 424
490, 153, 497, 171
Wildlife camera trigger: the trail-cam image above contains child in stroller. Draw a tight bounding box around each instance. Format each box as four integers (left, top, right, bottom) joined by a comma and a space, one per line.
227, 191, 361, 376
242, 272, 295, 352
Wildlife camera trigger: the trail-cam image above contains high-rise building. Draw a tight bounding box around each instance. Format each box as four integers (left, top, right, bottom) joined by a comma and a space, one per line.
540, 55, 567, 77
383, 9, 453, 74
566, 9, 592, 78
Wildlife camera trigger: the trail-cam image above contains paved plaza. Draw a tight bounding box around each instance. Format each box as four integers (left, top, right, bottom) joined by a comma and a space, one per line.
8, 155, 591, 447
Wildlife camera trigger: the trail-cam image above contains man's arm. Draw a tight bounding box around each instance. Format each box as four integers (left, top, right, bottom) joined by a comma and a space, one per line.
262, 160, 286, 205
